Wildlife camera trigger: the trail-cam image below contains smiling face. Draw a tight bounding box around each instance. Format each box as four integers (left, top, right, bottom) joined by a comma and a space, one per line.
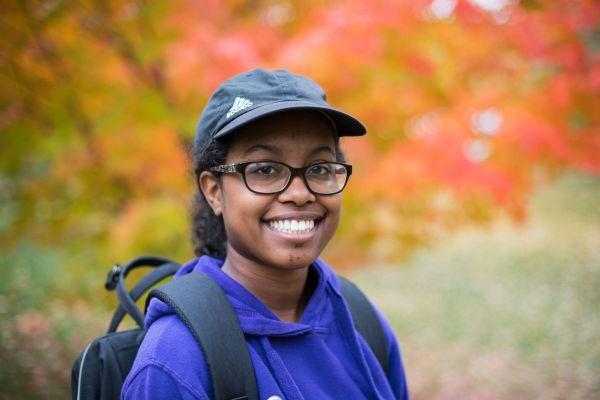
200, 110, 342, 272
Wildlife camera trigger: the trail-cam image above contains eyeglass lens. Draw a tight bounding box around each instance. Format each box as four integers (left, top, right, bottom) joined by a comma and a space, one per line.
244, 162, 348, 194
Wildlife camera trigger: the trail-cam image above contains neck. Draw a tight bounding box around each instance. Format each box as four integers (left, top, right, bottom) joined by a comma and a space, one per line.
221, 249, 314, 323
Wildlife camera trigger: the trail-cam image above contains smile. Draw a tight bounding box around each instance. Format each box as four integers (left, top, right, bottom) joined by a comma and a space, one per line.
267, 219, 318, 235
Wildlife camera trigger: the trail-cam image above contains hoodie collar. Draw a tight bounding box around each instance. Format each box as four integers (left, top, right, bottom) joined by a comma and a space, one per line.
172, 256, 336, 337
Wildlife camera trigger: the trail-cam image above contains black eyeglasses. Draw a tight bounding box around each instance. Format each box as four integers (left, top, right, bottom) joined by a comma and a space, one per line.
209, 160, 352, 195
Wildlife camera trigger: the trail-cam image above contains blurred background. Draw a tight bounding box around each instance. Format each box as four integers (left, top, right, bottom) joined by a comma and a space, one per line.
1, 0, 599, 398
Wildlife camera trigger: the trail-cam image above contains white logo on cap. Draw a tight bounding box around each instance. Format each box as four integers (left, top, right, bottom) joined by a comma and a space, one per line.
226, 97, 253, 118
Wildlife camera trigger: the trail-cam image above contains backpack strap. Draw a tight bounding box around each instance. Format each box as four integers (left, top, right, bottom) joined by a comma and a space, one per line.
338, 276, 390, 375
105, 256, 179, 332
107, 261, 180, 333
147, 272, 258, 400
106, 256, 175, 292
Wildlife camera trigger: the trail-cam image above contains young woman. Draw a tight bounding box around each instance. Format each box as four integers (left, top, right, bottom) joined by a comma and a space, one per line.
122, 69, 409, 399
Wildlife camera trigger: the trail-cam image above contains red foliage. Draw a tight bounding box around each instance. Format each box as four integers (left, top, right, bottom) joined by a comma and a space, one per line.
159, 0, 599, 262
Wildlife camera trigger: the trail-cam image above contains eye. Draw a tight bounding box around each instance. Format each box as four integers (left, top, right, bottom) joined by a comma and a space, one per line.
307, 164, 332, 176
256, 165, 276, 175
246, 162, 285, 177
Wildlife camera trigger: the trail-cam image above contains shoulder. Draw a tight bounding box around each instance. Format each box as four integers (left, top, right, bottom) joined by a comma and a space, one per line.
329, 271, 410, 400
365, 297, 411, 400
122, 307, 212, 400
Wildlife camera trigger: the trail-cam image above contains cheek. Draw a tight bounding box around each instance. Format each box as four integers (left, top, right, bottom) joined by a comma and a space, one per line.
321, 195, 342, 232
220, 181, 270, 229
326, 194, 343, 214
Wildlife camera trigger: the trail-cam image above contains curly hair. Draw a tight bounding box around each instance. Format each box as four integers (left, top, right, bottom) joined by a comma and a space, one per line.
191, 138, 229, 258
191, 135, 347, 259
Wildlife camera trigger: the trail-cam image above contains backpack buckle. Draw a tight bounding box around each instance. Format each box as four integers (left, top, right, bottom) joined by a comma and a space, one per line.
105, 263, 122, 291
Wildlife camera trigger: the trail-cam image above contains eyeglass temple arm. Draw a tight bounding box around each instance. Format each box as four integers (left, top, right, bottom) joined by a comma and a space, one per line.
210, 164, 239, 173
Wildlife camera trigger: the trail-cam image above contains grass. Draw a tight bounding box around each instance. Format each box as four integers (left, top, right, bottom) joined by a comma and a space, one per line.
349, 172, 600, 399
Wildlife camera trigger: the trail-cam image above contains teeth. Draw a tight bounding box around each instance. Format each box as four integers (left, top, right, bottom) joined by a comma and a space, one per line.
268, 219, 318, 234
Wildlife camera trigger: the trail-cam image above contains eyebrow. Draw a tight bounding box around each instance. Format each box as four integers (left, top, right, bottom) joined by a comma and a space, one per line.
242, 144, 280, 157
242, 144, 336, 158
308, 145, 336, 158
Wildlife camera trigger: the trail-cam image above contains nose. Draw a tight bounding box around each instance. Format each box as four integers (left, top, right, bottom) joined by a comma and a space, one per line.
277, 175, 316, 205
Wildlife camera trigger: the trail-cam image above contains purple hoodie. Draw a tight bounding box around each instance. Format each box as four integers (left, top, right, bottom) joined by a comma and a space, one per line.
122, 256, 409, 400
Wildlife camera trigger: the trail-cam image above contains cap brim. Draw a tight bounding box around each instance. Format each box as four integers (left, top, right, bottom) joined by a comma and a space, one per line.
213, 100, 366, 140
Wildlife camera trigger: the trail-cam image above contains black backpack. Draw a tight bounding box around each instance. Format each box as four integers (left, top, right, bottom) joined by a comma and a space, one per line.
71, 256, 389, 400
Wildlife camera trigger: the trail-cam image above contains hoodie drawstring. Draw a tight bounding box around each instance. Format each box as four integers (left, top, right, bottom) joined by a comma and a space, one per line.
259, 337, 304, 400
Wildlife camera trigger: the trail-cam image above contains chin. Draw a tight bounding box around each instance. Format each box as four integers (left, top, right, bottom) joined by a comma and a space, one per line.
269, 249, 320, 270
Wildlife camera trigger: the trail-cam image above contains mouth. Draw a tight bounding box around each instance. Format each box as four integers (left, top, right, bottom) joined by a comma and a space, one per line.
261, 214, 325, 242
266, 218, 322, 235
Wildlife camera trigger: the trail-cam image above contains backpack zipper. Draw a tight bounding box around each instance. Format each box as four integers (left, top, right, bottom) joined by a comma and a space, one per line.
77, 341, 93, 400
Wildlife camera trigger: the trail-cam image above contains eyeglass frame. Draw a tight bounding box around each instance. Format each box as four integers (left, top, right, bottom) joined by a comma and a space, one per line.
209, 160, 353, 195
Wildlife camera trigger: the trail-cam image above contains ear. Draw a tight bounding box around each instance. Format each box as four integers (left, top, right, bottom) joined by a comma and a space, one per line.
199, 171, 223, 216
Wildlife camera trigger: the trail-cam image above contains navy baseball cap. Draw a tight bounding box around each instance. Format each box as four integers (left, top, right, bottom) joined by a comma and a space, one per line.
194, 69, 366, 153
